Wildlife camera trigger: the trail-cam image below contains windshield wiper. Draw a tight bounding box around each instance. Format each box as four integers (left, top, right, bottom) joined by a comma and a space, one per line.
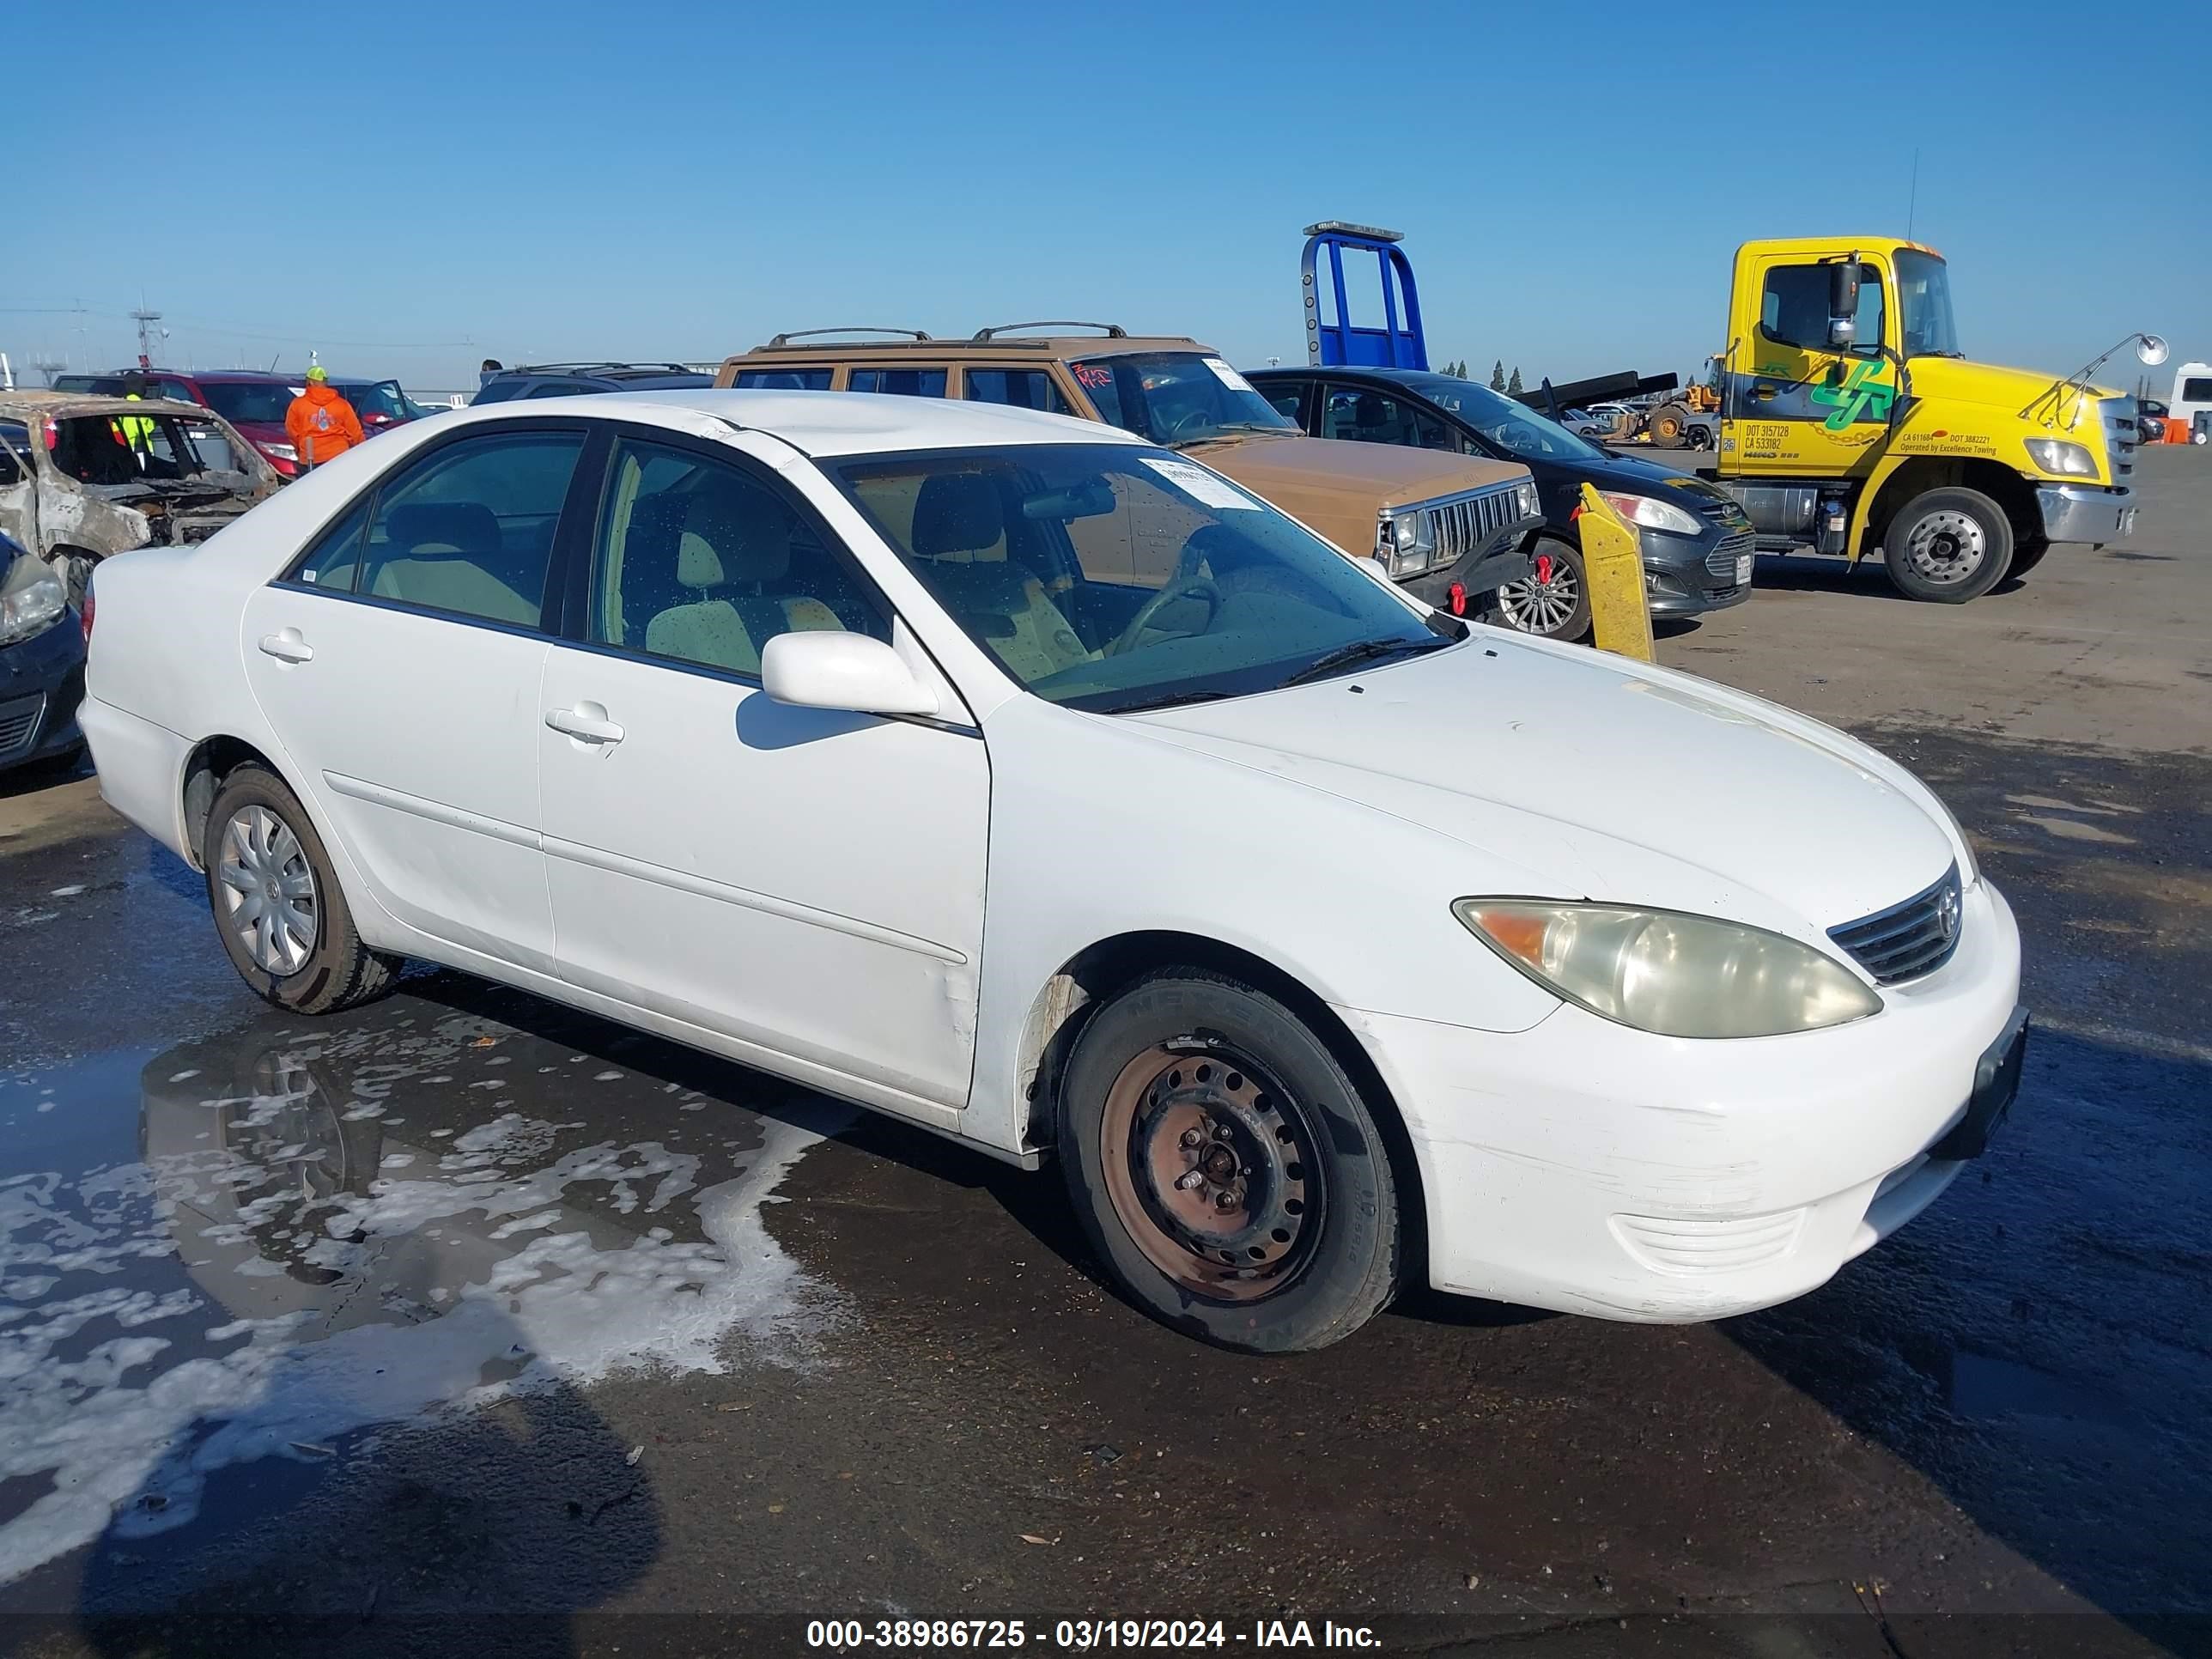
1102, 688, 1235, 715
1279, 635, 1445, 688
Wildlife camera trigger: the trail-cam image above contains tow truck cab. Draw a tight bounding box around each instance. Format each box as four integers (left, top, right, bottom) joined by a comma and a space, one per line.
1706, 235, 2157, 601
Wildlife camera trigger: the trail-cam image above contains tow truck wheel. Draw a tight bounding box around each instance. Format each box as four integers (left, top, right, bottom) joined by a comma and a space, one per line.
1056, 969, 1401, 1353
1881, 487, 2014, 603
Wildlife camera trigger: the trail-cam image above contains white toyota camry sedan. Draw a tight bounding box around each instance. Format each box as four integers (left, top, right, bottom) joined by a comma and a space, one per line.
79, 391, 2026, 1352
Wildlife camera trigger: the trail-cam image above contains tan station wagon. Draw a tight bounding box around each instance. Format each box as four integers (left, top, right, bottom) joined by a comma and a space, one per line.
716, 325, 1540, 615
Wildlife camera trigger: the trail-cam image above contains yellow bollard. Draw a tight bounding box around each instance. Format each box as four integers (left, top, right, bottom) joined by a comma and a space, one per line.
1576, 483, 1656, 663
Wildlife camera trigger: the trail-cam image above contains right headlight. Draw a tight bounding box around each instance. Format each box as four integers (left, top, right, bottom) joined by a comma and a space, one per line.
0, 551, 67, 648
1453, 898, 1882, 1038
1595, 491, 1702, 536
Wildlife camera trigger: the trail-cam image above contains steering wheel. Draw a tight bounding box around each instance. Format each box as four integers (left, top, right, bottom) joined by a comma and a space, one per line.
1160, 406, 1215, 443
1107, 574, 1224, 657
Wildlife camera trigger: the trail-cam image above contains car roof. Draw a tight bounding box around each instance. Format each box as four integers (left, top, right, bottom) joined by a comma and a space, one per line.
444, 388, 1139, 458
726, 332, 1213, 366
0, 390, 210, 419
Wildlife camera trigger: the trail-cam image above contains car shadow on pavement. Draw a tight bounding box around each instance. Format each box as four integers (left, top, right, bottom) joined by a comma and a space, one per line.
1723, 1024, 2212, 1651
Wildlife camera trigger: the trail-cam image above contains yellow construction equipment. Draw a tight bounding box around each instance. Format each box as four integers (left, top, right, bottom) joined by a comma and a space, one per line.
1577, 483, 1656, 662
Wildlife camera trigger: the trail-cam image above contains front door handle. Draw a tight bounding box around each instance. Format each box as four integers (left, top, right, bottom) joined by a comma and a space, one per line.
258, 628, 313, 664
1752, 384, 1779, 401
545, 705, 625, 745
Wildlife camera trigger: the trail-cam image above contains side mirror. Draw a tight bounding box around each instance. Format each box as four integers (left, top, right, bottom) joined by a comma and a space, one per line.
761, 631, 939, 718
1828, 260, 1862, 324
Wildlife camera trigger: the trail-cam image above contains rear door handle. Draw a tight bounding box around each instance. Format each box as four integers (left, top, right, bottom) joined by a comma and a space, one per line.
258, 629, 313, 664
545, 705, 624, 745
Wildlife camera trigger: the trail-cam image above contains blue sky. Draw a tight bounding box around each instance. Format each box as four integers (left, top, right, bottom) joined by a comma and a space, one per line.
5, 2, 2205, 395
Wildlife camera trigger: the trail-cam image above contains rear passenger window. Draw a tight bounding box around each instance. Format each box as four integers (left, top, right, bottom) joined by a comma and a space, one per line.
289, 497, 371, 591
846, 368, 946, 397
589, 439, 886, 679
963, 369, 1068, 414
356, 432, 584, 626
734, 369, 832, 390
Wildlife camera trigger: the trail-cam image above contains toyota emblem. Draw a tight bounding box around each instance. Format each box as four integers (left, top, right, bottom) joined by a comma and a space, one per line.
1936, 885, 1961, 944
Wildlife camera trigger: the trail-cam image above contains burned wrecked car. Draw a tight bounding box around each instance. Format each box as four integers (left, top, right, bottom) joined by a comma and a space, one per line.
0, 390, 278, 601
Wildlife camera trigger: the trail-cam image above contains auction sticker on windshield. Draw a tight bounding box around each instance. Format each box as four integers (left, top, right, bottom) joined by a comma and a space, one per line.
1141, 455, 1258, 510
1202, 357, 1261, 395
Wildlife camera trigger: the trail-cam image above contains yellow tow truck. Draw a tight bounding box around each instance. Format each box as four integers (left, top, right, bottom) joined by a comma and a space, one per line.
1702, 235, 2164, 602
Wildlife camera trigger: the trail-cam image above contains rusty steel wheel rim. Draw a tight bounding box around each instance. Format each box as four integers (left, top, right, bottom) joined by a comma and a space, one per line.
1097, 1042, 1319, 1303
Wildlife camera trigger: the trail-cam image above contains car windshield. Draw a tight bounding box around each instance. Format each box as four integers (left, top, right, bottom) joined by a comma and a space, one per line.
199, 381, 300, 425
1894, 251, 1960, 358
1071, 353, 1299, 447
831, 441, 1457, 714
49, 412, 222, 486
339, 380, 408, 420
1406, 376, 1607, 462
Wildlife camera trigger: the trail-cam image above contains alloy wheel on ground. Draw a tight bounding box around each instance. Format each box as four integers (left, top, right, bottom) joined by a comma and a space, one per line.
1497, 545, 1584, 637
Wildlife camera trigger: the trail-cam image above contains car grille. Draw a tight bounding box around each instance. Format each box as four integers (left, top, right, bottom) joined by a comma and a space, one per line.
1705, 528, 1755, 579
2101, 396, 2137, 483
0, 692, 45, 758
1828, 864, 1964, 984
1416, 483, 1527, 568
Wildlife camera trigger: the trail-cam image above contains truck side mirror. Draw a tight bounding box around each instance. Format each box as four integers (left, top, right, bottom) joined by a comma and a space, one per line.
1826, 262, 1862, 348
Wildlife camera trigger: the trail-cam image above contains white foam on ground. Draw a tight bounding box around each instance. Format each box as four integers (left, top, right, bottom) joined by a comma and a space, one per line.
0, 1097, 848, 1583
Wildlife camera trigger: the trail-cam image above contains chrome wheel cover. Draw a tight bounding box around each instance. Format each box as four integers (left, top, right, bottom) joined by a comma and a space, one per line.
216, 805, 319, 977
1902, 507, 1987, 586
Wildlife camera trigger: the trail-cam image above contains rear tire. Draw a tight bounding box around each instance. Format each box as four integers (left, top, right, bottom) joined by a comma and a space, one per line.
1881, 486, 2014, 603
1647, 404, 1688, 447
1056, 969, 1401, 1353
202, 763, 398, 1014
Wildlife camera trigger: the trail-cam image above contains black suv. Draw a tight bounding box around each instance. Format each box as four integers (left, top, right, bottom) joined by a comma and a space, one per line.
472, 362, 714, 404
1248, 366, 1756, 641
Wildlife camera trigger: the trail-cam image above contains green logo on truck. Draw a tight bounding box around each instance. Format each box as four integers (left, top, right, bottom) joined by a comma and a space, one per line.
1809, 359, 1894, 429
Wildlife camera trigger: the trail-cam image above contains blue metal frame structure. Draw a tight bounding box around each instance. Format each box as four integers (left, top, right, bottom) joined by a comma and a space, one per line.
1300, 222, 1427, 370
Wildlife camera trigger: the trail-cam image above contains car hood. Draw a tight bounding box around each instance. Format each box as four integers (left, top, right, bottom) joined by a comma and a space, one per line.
1181, 430, 1525, 508
1128, 636, 1959, 936
1565, 448, 1742, 509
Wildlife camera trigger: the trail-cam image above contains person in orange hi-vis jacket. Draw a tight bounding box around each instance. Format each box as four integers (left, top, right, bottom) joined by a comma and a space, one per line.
283, 366, 365, 470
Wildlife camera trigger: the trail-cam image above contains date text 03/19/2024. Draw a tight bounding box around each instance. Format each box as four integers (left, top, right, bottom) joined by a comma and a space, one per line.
805, 1618, 1383, 1650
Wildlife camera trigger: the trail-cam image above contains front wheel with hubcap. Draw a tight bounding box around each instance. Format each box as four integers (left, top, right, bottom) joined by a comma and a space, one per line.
1494, 535, 1592, 641
1881, 486, 2014, 602
1057, 970, 1401, 1352
203, 763, 399, 1015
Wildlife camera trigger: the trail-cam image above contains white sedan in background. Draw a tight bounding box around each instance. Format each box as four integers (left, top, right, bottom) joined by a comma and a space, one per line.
80, 391, 2026, 1352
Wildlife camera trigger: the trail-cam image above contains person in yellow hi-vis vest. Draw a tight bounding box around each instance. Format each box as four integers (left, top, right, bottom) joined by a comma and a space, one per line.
109, 371, 157, 465
284, 366, 365, 470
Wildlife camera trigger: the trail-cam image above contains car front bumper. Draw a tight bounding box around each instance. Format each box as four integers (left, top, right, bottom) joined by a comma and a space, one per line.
1641, 526, 1754, 618
1399, 511, 1540, 611
0, 615, 88, 773
1337, 875, 2023, 1322
2038, 483, 2136, 546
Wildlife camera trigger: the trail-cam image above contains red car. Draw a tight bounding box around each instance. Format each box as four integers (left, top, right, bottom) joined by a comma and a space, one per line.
50, 370, 426, 478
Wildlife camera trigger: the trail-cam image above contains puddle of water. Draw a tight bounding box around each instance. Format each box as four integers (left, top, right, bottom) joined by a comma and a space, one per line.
0, 1000, 850, 1583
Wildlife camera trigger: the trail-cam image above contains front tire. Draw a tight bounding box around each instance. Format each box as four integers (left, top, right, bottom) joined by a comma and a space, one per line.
1495, 534, 1593, 641
1881, 486, 2014, 602
203, 764, 398, 1014
1056, 970, 1401, 1352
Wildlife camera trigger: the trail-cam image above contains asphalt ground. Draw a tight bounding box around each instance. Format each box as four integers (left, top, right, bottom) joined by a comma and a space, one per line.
0, 446, 2204, 1658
